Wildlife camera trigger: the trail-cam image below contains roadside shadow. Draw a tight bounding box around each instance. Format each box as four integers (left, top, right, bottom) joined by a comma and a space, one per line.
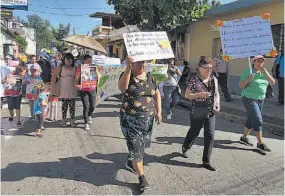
1, 155, 141, 195
1, 151, 202, 195
28, 110, 120, 130
155, 136, 266, 155
96, 104, 121, 109
86, 133, 172, 146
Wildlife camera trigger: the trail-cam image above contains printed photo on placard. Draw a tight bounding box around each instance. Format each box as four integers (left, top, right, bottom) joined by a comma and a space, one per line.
4, 75, 23, 96
81, 64, 97, 89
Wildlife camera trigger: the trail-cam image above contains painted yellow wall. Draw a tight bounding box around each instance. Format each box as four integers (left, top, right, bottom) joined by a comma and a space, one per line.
186, 1, 284, 76
112, 41, 123, 59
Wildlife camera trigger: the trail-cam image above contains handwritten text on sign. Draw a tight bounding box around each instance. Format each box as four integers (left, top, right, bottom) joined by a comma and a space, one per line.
123, 31, 174, 62
219, 16, 274, 59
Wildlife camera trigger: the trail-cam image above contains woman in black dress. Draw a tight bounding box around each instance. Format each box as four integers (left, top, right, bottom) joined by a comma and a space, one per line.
118, 57, 162, 191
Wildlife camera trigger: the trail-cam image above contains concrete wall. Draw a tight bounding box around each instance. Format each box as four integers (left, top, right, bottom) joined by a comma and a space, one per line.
185, 1, 284, 98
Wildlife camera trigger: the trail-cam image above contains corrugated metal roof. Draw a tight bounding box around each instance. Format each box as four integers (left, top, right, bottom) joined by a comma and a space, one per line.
205, 0, 283, 18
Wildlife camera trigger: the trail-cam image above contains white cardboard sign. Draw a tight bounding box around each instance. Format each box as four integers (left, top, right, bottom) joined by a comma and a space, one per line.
123, 31, 175, 62
218, 15, 275, 59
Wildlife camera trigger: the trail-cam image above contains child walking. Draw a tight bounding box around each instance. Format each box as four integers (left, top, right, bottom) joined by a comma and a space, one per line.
26, 64, 43, 120
47, 95, 58, 122
33, 82, 48, 136
2, 66, 27, 125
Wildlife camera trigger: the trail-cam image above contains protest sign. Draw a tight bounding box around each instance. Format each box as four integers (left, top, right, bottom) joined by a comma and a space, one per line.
123, 31, 174, 62
216, 13, 276, 72
146, 64, 168, 83
26, 77, 43, 100
8, 60, 19, 67
0, 65, 13, 97
105, 57, 121, 64
4, 75, 22, 96
96, 65, 126, 106
81, 64, 97, 89
95, 64, 168, 106
92, 54, 107, 65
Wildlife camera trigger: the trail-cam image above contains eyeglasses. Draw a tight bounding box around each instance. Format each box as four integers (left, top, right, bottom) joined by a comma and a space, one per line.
202, 67, 213, 71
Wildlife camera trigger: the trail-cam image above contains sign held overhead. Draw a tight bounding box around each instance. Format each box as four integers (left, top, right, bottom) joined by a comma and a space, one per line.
216, 13, 277, 62
123, 31, 174, 62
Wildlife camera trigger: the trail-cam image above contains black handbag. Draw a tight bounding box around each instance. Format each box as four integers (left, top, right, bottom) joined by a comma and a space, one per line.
192, 101, 209, 119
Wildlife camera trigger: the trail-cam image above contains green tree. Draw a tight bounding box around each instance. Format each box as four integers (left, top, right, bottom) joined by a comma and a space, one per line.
107, 0, 220, 30
15, 35, 27, 51
52, 23, 71, 52
22, 15, 55, 54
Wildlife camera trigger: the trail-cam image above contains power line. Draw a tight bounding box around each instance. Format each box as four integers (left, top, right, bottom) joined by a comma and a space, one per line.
28, 9, 90, 16
28, 3, 113, 10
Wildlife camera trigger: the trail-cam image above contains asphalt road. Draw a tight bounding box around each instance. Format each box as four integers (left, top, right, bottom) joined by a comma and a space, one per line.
1, 98, 284, 195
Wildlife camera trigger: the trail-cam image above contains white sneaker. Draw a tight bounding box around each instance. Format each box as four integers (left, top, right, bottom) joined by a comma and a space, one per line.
88, 116, 92, 124
167, 114, 172, 120
85, 124, 90, 131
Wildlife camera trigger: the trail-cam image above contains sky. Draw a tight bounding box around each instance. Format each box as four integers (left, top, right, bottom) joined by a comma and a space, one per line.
13, 0, 236, 35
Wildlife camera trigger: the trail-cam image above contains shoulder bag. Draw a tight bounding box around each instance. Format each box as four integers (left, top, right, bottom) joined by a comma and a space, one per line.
192, 78, 212, 120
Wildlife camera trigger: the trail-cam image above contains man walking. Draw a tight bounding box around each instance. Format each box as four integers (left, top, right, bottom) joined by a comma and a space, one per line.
273, 50, 284, 105
213, 49, 232, 102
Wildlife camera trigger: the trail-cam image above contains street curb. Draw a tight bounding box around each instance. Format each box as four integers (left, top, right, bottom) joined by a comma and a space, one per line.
178, 99, 284, 137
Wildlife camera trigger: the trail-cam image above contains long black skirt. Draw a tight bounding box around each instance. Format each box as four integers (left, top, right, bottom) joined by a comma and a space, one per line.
119, 112, 154, 161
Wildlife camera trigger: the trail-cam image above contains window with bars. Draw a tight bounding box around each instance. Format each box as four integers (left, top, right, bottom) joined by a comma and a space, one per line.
271, 23, 284, 53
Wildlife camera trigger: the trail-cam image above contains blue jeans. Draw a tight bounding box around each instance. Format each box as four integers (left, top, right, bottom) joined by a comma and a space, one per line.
163, 85, 180, 115
242, 96, 264, 132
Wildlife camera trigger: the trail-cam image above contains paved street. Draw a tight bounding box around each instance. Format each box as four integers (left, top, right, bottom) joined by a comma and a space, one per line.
1, 98, 284, 195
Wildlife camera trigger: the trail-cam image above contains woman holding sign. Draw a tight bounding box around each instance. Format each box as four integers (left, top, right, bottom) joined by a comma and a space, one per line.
75, 55, 100, 131
118, 57, 162, 191
239, 56, 275, 153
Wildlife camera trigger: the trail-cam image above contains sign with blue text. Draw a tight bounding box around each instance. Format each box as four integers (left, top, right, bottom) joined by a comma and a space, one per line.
216, 14, 276, 61
1, 0, 28, 11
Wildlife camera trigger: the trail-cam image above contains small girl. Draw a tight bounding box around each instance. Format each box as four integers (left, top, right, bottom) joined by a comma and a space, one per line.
33, 82, 48, 136
46, 64, 59, 122
47, 94, 58, 122
26, 64, 43, 120
2, 66, 27, 126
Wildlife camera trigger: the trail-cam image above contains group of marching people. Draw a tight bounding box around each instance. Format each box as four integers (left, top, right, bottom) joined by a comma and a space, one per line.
1, 48, 281, 191
118, 54, 277, 191
2, 51, 100, 136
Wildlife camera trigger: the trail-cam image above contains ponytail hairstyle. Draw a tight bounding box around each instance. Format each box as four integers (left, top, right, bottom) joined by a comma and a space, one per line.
34, 82, 47, 95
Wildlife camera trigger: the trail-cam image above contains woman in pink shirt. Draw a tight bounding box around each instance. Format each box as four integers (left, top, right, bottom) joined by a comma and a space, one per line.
75, 55, 100, 131
51, 53, 77, 127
